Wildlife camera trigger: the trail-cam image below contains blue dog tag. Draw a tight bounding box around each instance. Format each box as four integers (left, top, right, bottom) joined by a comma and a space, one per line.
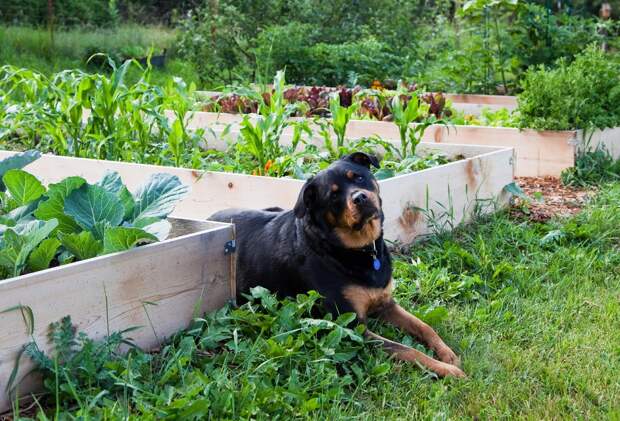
373, 258, 381, 271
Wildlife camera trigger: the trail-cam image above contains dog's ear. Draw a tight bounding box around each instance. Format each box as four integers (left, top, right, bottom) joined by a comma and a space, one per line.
342, 152, 380, 169
294, 177, 317, 218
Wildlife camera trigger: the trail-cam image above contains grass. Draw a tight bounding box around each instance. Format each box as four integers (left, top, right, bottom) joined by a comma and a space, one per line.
0, 24, 200, 87
14, 184, 620, 419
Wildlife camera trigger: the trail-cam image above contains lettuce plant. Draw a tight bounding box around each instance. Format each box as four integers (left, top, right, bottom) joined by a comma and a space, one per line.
0, 160, 189, 280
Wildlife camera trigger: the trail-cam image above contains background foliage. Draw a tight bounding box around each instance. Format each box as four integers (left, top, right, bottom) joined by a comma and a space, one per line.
1, 1, 617, 93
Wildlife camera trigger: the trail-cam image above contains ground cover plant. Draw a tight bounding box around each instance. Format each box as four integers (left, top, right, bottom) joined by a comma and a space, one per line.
12, 181, 620, 418
0, 151, 189, 280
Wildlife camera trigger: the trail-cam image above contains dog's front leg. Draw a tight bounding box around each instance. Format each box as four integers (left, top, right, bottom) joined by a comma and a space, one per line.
377, 301, 461, 367
364, 330, 465, 378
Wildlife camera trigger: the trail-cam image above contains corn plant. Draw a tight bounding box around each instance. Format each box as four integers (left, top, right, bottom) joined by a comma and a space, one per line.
321, 94, 359, 158
0, 62, 202, 167
391, 91, 446, 159
236, 70, 309, 176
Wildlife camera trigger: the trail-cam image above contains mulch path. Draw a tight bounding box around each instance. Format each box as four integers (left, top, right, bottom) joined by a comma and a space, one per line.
510, 177, 596, 222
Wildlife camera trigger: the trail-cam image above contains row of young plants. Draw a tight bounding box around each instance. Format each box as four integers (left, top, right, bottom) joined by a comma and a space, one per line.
200, 46, 620, 132
0, 58, 203, 167
0, 64, 454, 181
0, 150, 189, 280
202, 72, 452, 178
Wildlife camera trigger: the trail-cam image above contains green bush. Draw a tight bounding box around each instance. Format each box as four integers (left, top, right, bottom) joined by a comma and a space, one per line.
255, 31, 402, 86
511, 4, 603, 71
517, 45, 620, 130
1, 0, 117, 27
306, 38, 403, 86
253, 23, 316, 84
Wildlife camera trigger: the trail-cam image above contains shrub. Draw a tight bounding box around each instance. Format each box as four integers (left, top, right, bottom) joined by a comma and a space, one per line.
1, 0, 118, 27
511, 3, 603, 71
517, 45, 620, 130
305, 38, 403, 86
253, 23, 317, 84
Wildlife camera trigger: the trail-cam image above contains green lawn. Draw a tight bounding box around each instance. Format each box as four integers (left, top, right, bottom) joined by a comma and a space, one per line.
16, 184, 620, 419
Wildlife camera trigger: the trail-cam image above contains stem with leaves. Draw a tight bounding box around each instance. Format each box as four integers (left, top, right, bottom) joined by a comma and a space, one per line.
391, 92, 446, 159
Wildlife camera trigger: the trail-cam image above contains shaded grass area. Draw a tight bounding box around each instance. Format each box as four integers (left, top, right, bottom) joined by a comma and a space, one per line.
14, 184, 620, 419
0, 25, 200, 87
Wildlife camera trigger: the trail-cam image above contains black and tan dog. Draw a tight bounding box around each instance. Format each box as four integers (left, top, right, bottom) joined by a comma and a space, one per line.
209, 152, 465, 378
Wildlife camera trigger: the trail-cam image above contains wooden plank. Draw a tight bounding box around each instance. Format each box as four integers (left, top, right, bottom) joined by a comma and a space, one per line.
0, 146, 512, 245
0, 219, 233, 411
580, 127, 620, 160
444, 94, 517, 116
0, 151, 303, 221
380, 147, 514, 244
445, 94, 517, 107
423, 125, 577, 177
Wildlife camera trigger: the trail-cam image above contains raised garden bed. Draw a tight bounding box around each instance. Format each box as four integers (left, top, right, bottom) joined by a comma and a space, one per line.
0, 152, 234, 410
184, 106, 620, 178
0, 214, 233, 411
0, 145, 515, 246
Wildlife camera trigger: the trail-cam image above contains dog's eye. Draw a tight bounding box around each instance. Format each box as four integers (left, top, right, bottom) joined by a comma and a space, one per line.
355, 175, 364, 183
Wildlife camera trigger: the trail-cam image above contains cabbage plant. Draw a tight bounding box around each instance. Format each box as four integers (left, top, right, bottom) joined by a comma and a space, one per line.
0, 153, 189, 280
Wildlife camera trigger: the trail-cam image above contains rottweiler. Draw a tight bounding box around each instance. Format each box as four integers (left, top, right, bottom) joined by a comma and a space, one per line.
209, 152, 465, 378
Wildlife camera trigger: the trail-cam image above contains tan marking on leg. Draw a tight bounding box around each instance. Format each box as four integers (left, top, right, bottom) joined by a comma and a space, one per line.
378, 302, 461, 367
365, 330, 465, 378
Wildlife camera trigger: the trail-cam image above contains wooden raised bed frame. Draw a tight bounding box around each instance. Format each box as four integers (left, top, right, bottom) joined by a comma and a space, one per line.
0, 144, 514, 247
0, 204, 234, 410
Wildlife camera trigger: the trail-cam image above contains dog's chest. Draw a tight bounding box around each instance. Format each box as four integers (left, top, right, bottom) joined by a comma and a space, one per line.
342, 280, 393, 319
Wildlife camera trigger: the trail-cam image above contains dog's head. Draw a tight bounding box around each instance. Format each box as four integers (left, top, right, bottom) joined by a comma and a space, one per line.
294, 152, 383, 248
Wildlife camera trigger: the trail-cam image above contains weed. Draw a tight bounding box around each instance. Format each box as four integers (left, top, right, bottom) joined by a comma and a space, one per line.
24, 288, 391, 419
561, 148, 620, 187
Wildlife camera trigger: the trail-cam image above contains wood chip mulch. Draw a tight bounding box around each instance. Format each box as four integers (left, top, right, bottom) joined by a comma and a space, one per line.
510, 177, 596, 222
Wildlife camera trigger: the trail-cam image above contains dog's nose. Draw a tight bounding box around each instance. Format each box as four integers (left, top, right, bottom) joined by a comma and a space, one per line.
352, 191, 368, 205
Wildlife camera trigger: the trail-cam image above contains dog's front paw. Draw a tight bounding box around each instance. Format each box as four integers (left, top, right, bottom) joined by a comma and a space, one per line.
435, 361, 466, 379
436, 346, 461, 367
